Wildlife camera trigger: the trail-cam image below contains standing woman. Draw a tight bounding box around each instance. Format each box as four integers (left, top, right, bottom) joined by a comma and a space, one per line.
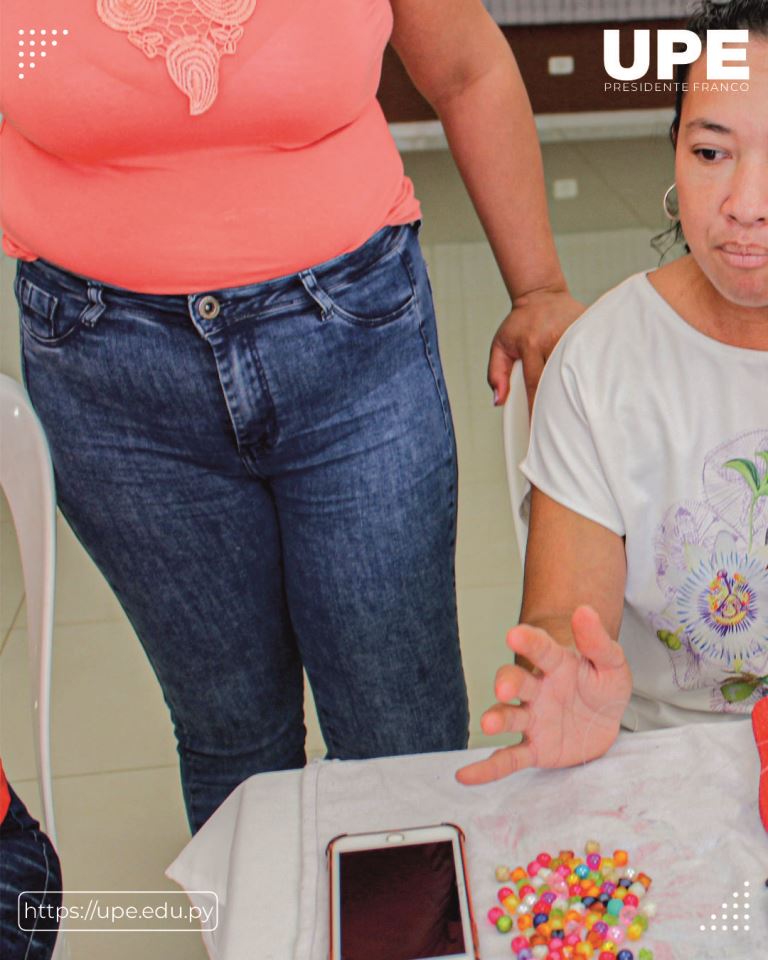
1, 0, 581, 831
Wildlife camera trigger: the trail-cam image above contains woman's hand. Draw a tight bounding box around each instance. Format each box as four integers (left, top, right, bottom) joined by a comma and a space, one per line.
389, 2, 582, 410
456, 606, 632, 786
488, 288, 586, 411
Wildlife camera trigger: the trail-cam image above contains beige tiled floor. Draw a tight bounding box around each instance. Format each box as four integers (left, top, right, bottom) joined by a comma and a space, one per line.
0, 133, 674, 959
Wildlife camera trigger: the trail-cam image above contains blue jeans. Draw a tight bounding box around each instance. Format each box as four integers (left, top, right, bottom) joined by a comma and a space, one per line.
0, 784, 62, 959
16, 223, 469, 832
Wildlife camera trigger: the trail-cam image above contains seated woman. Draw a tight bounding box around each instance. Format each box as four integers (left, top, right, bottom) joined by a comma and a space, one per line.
458, 0, 768, 787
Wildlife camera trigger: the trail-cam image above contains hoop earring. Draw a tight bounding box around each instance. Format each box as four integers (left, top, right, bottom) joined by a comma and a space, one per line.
663, 183, 678, 222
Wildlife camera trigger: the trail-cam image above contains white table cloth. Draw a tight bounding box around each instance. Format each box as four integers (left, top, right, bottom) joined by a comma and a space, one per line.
167, 720, 768, 960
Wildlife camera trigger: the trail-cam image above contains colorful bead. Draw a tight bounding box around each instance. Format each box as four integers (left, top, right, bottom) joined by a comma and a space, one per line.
637, 950, 653, 960
619, 906, 637, 925
489, 846, 653, 960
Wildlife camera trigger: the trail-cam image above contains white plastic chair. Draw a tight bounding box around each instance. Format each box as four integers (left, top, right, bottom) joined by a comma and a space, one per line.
0, 374, 58, 847
502, 362, 531, 566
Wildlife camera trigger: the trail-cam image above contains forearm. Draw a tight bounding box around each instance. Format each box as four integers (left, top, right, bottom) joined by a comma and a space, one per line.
432, 57, 566, 302
519, 613, 577, 649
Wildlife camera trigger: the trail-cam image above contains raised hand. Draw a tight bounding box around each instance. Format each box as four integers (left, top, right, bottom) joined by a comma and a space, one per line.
456, 606, 632, 786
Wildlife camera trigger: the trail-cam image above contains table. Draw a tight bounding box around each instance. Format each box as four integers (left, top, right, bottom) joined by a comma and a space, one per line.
167, 719, 767, 960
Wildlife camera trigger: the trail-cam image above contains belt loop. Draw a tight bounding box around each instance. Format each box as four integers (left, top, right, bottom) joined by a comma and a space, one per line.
80, 281, 106, 328
298, 269, 333, 321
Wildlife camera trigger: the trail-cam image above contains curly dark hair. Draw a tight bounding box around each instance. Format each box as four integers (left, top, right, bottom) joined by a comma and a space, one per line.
671, 0, 768, 142
654, 0, 768, 258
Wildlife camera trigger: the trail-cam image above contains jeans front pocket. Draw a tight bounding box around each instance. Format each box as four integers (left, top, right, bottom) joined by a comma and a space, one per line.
15, 270, 87, 347
317, 236, 417, 327
15, 261, 108, 349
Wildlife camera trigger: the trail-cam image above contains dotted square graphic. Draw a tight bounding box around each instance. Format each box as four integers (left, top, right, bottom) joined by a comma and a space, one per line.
16, 27, 69, 79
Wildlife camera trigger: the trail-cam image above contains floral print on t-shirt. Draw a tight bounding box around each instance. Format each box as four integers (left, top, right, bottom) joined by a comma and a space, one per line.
650, 430, 768, 712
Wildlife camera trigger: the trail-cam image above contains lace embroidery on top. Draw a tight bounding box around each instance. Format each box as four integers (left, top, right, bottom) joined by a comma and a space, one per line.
97, 0, 258, 116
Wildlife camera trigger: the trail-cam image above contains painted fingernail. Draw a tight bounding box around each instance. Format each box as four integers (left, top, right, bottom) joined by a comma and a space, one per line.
493, 388, 499, 406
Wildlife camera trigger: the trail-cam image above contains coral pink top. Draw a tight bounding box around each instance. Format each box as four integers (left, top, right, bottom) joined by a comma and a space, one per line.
0, 0, 420, 294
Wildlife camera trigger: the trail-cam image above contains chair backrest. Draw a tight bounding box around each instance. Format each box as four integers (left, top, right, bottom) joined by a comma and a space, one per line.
0, 374, 58, 849
502, 362, 531, 567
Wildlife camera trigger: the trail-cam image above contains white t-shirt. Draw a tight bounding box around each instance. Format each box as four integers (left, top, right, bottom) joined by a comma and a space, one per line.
521, 272, 768, 730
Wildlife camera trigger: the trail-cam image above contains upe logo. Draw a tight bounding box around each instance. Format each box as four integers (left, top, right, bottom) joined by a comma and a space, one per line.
604, 29, 750, 81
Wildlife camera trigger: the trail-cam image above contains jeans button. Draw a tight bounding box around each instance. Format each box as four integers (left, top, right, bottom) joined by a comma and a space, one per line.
198, 295, 221, 319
